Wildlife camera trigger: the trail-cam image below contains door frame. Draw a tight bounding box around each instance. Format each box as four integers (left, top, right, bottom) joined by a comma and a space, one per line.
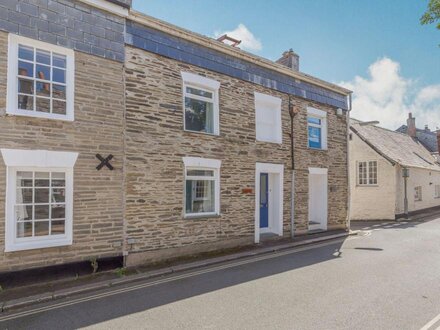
255, 162, 284, 243
308, 167, 328, 231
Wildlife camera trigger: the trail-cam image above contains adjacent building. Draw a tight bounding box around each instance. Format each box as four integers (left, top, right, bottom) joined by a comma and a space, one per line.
350, 119, 440, 221
0, 0, 351, 273
396, 113, 440, 162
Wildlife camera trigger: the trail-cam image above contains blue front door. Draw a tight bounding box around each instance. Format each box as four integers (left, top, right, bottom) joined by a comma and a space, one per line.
260, 173, 269, 228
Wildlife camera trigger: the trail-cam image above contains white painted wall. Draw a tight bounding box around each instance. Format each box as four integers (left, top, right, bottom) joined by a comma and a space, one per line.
349, 132, 396, 220
395, 166, 440, 214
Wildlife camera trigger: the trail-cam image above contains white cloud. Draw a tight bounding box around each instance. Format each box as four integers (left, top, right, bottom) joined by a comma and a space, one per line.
339, 57, 440, 131
214, 24, 262, 52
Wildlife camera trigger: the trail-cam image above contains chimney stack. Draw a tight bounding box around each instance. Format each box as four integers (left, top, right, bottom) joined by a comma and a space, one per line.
437, 130, 440, 154
276, 49, 299, 71
407, 113, 416, 138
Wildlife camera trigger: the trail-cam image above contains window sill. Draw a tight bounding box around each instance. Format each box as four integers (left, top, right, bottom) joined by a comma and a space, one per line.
183, 129, 219, 137
307, 147, 327, 152
5, 237, 72, 252
184, 213, 221, 220
6, 109, 74, 122
356, 184, 379, 187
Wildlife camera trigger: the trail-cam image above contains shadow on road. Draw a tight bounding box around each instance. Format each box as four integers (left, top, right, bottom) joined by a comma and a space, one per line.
2, 240, 346, 329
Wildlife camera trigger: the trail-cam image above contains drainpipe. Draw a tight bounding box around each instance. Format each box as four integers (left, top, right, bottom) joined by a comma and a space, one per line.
346, 93, 353, 232
403, 167, 409, 219
289, 97, 298, 239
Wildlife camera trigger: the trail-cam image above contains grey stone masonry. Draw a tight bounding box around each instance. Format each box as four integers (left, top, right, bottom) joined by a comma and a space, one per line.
0, 0, 125, 62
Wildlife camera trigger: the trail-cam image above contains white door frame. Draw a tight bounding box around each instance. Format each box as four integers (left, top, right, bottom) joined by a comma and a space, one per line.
308, 167, 328, 231
255, 162, 284, 243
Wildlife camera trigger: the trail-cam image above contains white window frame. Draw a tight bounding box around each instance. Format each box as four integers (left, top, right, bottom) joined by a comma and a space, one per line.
1, 148, 78, 252
414, 186, 422, 202
254, 92, 282, 144
435, 184, 440, 198
7, 34, 75, 121
307, 107, 327, 150
181, 72, 220, 136
182, 157, 221, 218
357, 160, 378, 186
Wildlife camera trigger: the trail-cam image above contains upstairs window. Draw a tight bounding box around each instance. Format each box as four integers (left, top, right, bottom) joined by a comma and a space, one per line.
358, 161, 378, 185
7, 34, 74, 121
254, 92, 282, 144
307, 107, 327, 150
183, 157, 221, 218
415, 186, 422, 201
435, 185, 440, 198
181, 72, 220, 135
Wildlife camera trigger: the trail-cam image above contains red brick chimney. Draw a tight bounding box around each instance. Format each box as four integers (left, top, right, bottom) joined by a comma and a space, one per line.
276, 49, 299, 71
407, 113, 416, 138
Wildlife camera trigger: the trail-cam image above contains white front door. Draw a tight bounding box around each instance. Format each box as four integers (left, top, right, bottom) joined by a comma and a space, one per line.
308, 168, 328, 231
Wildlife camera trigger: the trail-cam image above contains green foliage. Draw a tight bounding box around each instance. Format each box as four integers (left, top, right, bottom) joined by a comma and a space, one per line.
421, 0, 440, 29
115, 267, 127, 277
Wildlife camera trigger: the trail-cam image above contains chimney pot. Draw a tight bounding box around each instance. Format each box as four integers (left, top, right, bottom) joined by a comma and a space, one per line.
276, 49, 299, 71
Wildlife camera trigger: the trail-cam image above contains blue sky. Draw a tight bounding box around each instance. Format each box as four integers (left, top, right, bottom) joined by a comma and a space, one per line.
133, 0, 440, 130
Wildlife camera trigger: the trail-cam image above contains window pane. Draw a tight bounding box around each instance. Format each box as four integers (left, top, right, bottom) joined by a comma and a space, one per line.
35, 172, 50, 187
17, 188, 33, 204
53, 84, 66, 100
35, 205, 49, 219
52, 172, 66, 187
52, 188, 65, 203
51, 204, 65, 219
308, 126, 322, 149
35, 64, 50, 81
53, 68, 65, 83
53, 53, 66, 68
308, 117, 321, 125
36, 49, 50, 65
51, 220, 65, 234
15, 205, 33, 221
17, 222, 32, 238
18, 60, 33, 77
35, 188, 50, 203
18, 78, 33, 94
16, 171, 33, 187
35, 221, 49, 236
186, 170, 214, 177
186, 87, 213, 99
36, 97, 50, 113
18, 94, 34, 111
185, 97, 214, 133
18, 45, 34, 61
185, 179, 215, 214
52, 100, 66, 115
36, 81, 50, 96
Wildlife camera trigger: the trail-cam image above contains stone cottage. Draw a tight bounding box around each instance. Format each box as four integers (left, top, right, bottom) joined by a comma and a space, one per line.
350, 119, 440, 221
0, 0, 352, 273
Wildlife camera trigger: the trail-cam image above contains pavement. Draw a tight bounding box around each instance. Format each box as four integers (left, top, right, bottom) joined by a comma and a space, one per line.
1, 216, 440, 329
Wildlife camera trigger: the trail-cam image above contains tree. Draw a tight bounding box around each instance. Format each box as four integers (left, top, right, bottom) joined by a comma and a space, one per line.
421, 0, 440, 29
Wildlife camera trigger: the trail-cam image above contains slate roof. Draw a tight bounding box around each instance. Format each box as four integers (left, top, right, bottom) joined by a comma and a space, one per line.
351, 120, 440, 171
396, 125, 439, 153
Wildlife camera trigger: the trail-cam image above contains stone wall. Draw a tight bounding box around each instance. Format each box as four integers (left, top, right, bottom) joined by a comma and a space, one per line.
0, 30, 125, 272
124, 46, 348, 264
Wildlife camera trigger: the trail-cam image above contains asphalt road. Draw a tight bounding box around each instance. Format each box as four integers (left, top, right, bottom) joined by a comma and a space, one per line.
2, 217, 440, 330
